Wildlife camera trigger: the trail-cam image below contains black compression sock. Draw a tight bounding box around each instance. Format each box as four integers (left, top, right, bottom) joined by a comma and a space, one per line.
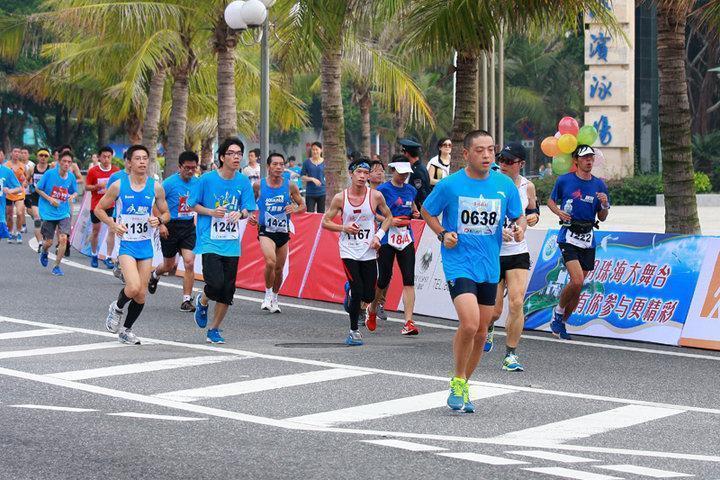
124, 300, 144, 329
117, 289, 132, 309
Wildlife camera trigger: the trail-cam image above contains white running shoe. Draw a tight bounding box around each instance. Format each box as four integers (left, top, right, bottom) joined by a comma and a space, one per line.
118, 328, 141, 345
269, 298, 281, 313
106, 301, 123, 334
261, 296, 271, 311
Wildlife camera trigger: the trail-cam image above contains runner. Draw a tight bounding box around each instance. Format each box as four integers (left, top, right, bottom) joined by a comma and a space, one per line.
487, 142, 540, 372
547, 145, 610, 340
367, 158, 421, 335
321, 158, 393, 346
368, 158, 385, 190
26, 148, 51, 247
243, 148, 261, 185
249, 152, 306, 313
147, 151, 199, 312
4, 147, 27, 244
0, 162, 22, 240
96, 144, 170, 345
36, 152, 78, 276
86, 146, 120, 268
20, 146, 35, 234
421, 129, 525, 412
188, 137, 256, 344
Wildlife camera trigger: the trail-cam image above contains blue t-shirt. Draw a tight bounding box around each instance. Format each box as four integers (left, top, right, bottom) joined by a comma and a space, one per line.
423, 169, 523, 283
0, 165, 21, 226
36, 167, 78, 221
377, 181, 417, 245
188, 170, 257, 257
301, 159, 325, 196
550, 173, 610, 248
286, 166, 303, 190
258, 178, 291, 232
163, 173, 199, 221
108, 169, 128, 187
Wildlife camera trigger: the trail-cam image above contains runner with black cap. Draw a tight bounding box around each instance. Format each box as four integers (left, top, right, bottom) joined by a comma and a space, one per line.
547, 145, 610, 340
399, 138, 431, 208
27, 148, 51, 247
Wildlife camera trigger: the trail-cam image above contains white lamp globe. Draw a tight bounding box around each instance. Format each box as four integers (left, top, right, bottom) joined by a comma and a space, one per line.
225, 1, 247, 30
260, 0, 276, 7
240, 0, 267, 27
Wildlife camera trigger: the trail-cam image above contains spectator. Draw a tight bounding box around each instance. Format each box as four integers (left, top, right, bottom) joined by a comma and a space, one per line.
427, 137, 451, 187
243, 148, 261, 185
301, 141, 326, 213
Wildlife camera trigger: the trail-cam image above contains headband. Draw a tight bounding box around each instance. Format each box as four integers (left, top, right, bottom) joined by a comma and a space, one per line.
349, 161, 370, 173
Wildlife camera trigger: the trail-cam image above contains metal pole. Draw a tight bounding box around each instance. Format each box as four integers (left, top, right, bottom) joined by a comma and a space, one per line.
475, 57, 480, 129
490, 39, 496, 140
260, 19, 270, 177
482, 51, 488, 131
498, 25, 505, 147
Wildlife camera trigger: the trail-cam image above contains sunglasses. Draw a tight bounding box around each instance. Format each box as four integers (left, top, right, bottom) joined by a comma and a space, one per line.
441, 143, 452, 147
499, 157, 522, 165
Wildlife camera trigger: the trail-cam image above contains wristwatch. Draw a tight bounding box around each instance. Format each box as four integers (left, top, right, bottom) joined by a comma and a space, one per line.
437, 230, 448, 242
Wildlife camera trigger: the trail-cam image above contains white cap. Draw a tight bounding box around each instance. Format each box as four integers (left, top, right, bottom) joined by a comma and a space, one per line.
576, 145, 595, 157
388, 162, 413, 174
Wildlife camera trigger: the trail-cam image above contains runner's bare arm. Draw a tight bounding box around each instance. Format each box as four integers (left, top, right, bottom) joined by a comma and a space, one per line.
72, 164, 83, 184
288, 183, 306, 214
35, 183, 58, 207
321, 193, 346, 233
95, 182, 125, 235
151, 183, 170, 227
525, 182, 539, 227
253, 181, 260, 200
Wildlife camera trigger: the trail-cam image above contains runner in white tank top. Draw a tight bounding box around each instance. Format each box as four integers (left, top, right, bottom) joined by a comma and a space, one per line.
489, 142, 540, 372
322, 159, 393, 346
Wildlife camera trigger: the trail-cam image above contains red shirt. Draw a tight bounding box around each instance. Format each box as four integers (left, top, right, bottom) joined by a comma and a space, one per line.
86, 164, 119, 210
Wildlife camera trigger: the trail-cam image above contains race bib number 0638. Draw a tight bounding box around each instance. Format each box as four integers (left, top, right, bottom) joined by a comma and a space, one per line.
456, 197, 501, 235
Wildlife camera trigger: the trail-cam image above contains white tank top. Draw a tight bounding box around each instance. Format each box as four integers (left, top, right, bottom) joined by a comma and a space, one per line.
500, 176, 530, 256
339, 188, 377, 261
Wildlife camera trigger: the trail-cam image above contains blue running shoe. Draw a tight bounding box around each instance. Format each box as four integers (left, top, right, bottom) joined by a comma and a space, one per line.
502, 353, 524, 372
15, 233, 22, 244
342, 281, 351, 314
8, 234, 16, 244
344, 329, 363, 346
447, 377, 465, 411
483, 324, 494, 352
91, 255, 99, 268
462, 381, 475, 413
194, 294, 208, 328
39, 250, 49, 267
206, 328, 225, 344
103, 258, 115, 269
550, 309, 571, 340
51, 266, 64, 276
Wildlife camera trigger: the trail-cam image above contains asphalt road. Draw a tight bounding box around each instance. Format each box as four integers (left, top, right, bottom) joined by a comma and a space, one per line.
1, 239, 719, 480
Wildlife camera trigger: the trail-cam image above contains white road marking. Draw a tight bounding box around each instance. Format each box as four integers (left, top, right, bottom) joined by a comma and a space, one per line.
0, 342, 124, 360
362, 439, 447, 452
33, 244, 720, 363
0, 329, 67, 340
47, 355, 244, 381
437, 452, 529, 465
287, 385, 513, 427
596, 464, 693, 478
9, 404, 97, 412
506, 450, 598, 463
107, 412, 207, 422
153, 368, 372, 402
523, 467, 623, 480
495, 405, 685, 444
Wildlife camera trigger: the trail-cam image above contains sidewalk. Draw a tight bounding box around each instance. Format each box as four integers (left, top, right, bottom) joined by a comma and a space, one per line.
535, 205, 720, 236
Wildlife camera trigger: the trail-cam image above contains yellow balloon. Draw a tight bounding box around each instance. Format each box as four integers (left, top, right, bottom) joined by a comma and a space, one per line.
557, 134, 578, 154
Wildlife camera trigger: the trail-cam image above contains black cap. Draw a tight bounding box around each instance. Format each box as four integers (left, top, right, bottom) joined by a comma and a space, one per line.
398, 138, 422, 157
499, 141, 527, 162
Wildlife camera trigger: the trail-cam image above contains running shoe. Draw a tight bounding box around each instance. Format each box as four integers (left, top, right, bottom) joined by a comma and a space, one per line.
462, 381, 475, 413
194, 294, 208, 328
51, 266, 64, 276
364, 307, 377, 332
260, 295, 271, 311
20, 225, 27, 233
550, 309, 571, 340
342, 281, 351, 314
103, 258, 115, 269
37, 244, 42, 253
91, 255, 99, 268
180, 299, 196, 313
206, 328, 225, 344
483, 324, 494, 352
376, 303, 387, 321
16, 233, 22, 244
344, 329, 363, 346
39, 250, 48, 268
269, 298, 281, 314
147, 272, 159, 294
401, 320, 420, 336
8, 234, 16, 244
447, 377, 465, 411
502, 353, 524, 372
106, 301, 123, 334
119, 328, 141, 345
113, 264, 125, 283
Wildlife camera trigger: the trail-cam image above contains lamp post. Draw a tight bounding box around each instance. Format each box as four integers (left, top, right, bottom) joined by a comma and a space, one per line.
223, 0, 275, 172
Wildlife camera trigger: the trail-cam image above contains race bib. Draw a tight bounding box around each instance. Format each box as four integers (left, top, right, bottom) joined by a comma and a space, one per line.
97, 177, 109, 195
265, 211, 288, 233
388, 225, 412, 250
50, 186, 69, 202
457, 197, 501, 235
566, 229, 593, 249
211, 214, 239, 240
122, 213, 151, 242
177, 195, 194, 218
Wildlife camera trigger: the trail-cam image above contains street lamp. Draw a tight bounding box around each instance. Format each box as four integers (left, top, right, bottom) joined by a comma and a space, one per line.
224, 0, 274, 171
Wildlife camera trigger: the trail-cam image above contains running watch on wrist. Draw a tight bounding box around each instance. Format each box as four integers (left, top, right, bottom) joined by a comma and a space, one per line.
437, 230, 448, 242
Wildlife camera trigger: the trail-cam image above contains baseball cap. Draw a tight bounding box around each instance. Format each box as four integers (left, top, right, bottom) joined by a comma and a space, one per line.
574, 145, 595, 157
498, 141, 527, 162
388, 161, 413, 174
398, 138, 422, 157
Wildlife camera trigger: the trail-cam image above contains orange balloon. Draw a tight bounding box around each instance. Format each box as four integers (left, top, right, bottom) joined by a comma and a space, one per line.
541, 136, 560, 157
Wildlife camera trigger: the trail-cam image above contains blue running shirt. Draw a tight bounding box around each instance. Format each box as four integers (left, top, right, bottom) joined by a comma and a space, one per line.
188, 170, 257, 257
550, 173, 610, 248
163, 173, 199, 221
117, 175, 155, 260
376, 181, 417, 249
36, 167, 78, 221
423, 169, 523, 283
258, 178, 291, 233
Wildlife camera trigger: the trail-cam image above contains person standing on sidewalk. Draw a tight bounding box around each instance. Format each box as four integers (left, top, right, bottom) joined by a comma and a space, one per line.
301, 142, 326, 213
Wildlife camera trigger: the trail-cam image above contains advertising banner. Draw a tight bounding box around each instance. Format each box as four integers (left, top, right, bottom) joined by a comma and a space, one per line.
680, 238, 720, 350
524, 230, 710, 345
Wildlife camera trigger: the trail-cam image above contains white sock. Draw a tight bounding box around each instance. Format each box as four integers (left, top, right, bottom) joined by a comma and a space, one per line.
92, 250, 98, 256
151, 270, 158, 280
272, 292, 279, 301
183, 295, 191, 302
555, 306, 565, 314
265, 288, 273, 298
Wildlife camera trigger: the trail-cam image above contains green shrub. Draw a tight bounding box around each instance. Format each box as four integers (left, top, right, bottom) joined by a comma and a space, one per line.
695, 171, 712, 193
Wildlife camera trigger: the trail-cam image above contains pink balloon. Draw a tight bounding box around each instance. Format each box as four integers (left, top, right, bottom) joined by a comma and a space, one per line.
554, 131, 561, 139
558, 116, 579, 136
594, 148, 605, 167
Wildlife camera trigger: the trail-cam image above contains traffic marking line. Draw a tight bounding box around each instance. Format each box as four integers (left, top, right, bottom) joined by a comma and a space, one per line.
0, 329, 67, 340
437, 452, 529, 465
523, 467, 622, 480
596, 464, 693, 478
0, 342, 124, 360
362, 439, 447, 452
506, 450, 598, 463
107, 412, 207, 422
9, 404, 97, 412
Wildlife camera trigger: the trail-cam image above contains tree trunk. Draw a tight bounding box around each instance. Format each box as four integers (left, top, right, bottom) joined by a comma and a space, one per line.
359, 90, 372, 158
126, 113, 143, 145
142, 68, 166, 173
657, 3, 700, 234
201, 136, 214, 168
164, 66, 190, 178
97, 118, 109, 148
450, 50, 478, 173
215, 19, 238, 142
320, 44, 348, 197
390, 104, 407, 158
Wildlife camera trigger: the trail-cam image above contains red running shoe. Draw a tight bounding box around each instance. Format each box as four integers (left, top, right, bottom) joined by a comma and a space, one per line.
401, 320, 419, 336
364, 308, 377, 332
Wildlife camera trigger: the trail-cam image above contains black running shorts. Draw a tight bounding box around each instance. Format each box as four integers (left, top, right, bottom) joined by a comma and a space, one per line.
559, 242, 596, 272
447, 278, 497, 306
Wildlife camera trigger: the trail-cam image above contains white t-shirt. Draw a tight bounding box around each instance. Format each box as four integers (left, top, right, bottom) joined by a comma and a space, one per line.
242, 164, 261, 185
428, 155, 450, 181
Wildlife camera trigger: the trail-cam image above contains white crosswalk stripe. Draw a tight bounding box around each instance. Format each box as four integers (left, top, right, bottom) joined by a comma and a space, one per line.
506, 450, 599, 463
362, 439, 447, 452
523, 467, 623, 480
0, 342, 124, 360
596, 464, 693, 478
437, 452, 529, 465
0, 329, 68, 340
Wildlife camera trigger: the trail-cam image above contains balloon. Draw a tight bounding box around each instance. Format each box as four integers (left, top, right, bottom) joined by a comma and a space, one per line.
558, 116, 580, 136
577, 125, 599, 146
552, 153, 573, 175
557, 133, 578, 154
554, 131, 562, 139
593, 148, 605, 168
541, 136, 560, 157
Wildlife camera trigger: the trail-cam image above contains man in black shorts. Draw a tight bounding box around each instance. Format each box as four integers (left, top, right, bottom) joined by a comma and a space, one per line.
148, 151, 199, 312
